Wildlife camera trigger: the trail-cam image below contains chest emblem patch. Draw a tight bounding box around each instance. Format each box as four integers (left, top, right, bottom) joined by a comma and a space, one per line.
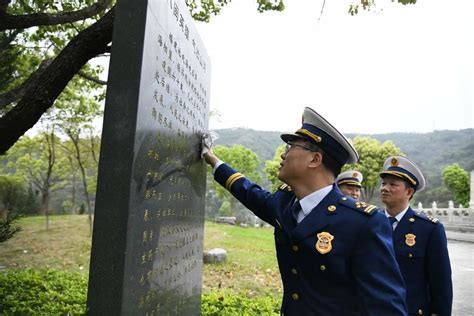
316, 232, 334, 254
405, 233, 416, 247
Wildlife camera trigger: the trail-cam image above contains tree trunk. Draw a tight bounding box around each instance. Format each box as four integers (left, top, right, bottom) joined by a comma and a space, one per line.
230, 197, 236, 217
41, 190, 50, 230
0, 7, 115, 154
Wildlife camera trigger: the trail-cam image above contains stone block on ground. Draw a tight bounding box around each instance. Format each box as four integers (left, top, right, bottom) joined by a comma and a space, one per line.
203, 248, 227, 264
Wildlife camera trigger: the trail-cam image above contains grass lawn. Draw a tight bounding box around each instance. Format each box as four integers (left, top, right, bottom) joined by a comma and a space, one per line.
0, 215, 282, 296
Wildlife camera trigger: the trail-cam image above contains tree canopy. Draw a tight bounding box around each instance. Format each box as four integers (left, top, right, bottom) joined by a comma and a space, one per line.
211, 144, 261, 216
265, 144, 285, 192
342, 136, 403, 202
442, 163, 470, 207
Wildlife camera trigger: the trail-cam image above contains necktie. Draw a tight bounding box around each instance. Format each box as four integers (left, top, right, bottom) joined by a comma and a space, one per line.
290, 200, 302, 224
388, 216, 397, 230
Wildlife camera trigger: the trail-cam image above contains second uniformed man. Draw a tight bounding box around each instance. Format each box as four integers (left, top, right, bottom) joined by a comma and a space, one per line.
380, 156, 453, 316
203, 107, 407, 315
335, 170, 363, 200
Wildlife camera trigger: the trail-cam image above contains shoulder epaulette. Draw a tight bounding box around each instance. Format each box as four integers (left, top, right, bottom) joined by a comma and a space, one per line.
338, 197, 378, 216
278, 183, 292, 192
414, 211, 440, 224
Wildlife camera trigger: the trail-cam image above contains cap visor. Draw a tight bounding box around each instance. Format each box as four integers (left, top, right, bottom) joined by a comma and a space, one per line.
280, 133, 308, 143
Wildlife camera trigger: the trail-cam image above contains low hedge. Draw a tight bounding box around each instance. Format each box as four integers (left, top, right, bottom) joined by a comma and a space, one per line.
0, 269, 87, 315
0, 269, 279, 315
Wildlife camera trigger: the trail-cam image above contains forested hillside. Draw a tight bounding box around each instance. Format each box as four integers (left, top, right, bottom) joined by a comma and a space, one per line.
215, 128, 473, 206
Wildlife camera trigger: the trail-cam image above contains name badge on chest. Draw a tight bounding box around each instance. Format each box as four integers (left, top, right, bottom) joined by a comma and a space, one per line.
405, 233, 416, 247
316, 232, 334, 254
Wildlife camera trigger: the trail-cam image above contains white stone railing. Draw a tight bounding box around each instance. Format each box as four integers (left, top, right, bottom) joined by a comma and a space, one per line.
414, 201, 474, 231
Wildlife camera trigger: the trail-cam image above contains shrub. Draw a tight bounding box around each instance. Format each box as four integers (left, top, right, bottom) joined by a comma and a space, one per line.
0, 270, 280, 315
0, 214, 21, 243
0, 269, 87, 315
201, 290, 280, 315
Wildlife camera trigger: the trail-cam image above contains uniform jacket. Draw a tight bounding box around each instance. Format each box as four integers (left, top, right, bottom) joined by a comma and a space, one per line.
391, 207, 453, 316
214, 163, 408, 316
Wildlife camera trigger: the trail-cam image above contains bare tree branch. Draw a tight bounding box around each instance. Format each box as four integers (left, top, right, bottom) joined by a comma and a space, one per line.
0, 6, 115, 154
0, 59, 53, 110
78, 70, 107, 85
318, 0, 326, 22
0, 0, 112, 31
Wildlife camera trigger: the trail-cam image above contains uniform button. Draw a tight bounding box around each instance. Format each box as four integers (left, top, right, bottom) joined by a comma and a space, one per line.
409, 253, 413, 258
292, 245, 299, 252
291, 268, 298, 275
418, 309, 423, 315
320, 265, 326, 271
292, 293, 299, 300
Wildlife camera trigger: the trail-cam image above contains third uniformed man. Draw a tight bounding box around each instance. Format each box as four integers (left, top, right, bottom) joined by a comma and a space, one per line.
335, 170, 363, 200
380, 155, 453, 316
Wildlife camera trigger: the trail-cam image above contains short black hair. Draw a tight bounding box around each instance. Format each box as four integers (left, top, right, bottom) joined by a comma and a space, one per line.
302, 141, 342, 177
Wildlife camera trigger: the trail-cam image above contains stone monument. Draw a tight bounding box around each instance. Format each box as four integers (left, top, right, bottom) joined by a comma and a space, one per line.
87, 0, 210, 315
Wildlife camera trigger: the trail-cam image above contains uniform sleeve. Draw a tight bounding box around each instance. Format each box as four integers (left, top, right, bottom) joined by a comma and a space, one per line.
351, 212, 408, 316
214, 163, 280, 225
426, 223, 453, 315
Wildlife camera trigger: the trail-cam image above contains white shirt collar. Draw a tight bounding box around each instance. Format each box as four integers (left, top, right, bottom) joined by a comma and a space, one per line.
384, 206, 409, 221
298, 184, 333, 216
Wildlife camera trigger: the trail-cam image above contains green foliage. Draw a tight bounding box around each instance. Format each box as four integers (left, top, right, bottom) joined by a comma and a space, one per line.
343, 136, 403, 202
0, 174, 25, 213
349, 0, 417, 16
218, 200, 231, 216
211, 145, 261, 216
0, 269, 87, 315
0, 213, 22, 243
264, 144, 286, 192
0, 268, 279, 315
256, 0, 285, 13
442, 164, 470, 207
201, 290, 279, 315
14, 184, 40, 216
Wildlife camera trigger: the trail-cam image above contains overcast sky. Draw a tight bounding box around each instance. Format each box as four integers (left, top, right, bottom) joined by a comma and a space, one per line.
195, 0, 473, 135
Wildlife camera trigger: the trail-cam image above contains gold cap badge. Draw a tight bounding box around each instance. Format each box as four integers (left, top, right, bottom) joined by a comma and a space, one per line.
352, 172, 359, 178
405, 233, 416, 247
391, 157, 399, 166
316, 232, 334, 254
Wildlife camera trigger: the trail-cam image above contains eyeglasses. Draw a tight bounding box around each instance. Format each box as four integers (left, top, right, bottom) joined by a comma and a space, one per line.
284, 142, 317, 154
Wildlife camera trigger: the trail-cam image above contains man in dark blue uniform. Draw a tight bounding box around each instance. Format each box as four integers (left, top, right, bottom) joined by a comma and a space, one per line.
380, 156, 453, 316
335, 170, 363, 200
203, 107, 407, 315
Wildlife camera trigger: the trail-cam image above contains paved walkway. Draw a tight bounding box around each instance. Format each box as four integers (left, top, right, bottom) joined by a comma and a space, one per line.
446, 230, 474, 243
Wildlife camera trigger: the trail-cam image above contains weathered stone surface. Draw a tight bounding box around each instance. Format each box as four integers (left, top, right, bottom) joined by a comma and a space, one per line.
215, 216, 236, 225
203, 248, 227, 264
87, 0, 210, 315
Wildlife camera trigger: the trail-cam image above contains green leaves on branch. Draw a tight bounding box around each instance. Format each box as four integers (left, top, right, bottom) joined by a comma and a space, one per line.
442, 163, 470, 207
343, 136, 403, 202
264, 144, 286, 192
256, 0, 285, 13
187, 0, 285, 22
